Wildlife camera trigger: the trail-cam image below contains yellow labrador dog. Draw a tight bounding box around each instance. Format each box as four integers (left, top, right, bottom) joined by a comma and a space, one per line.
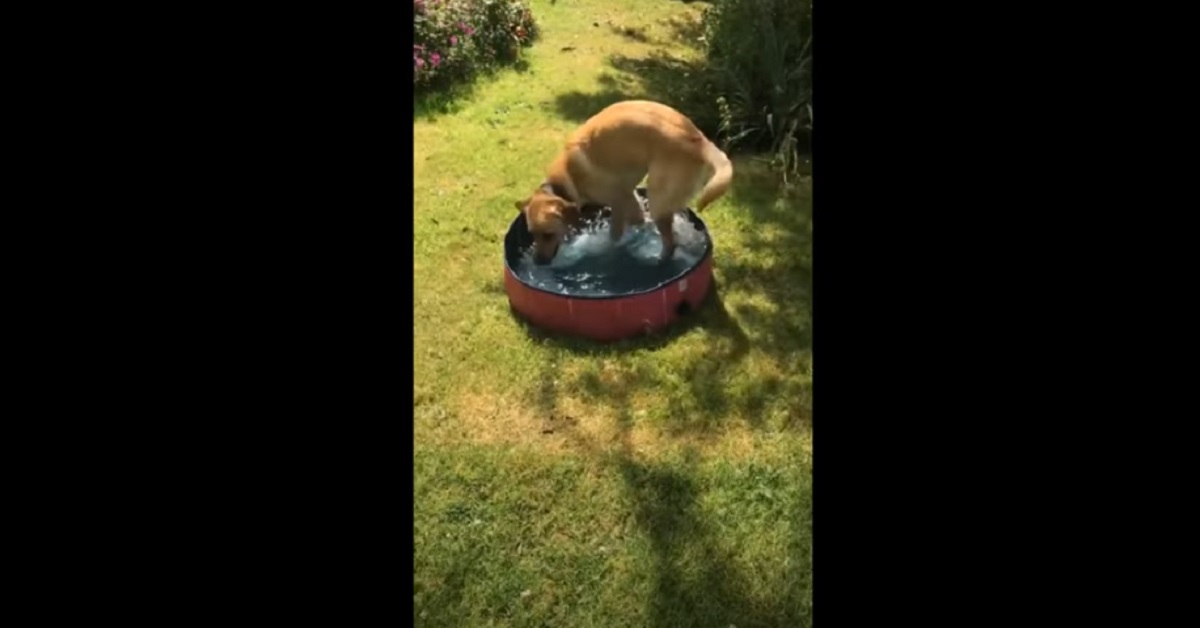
515, 100, 733, 265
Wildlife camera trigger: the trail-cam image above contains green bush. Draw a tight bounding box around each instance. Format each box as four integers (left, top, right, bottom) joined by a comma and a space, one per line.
702, 0, 811, 176
413, 0, 539, 94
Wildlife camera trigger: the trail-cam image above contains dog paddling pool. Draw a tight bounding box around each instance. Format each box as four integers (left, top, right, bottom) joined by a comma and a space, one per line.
504, 188, 713, 341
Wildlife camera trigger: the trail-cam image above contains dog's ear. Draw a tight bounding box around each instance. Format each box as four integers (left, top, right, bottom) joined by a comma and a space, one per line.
514, 198, 529, 214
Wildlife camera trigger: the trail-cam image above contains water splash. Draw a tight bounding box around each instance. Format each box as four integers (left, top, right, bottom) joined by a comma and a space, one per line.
513, 211, 708, 297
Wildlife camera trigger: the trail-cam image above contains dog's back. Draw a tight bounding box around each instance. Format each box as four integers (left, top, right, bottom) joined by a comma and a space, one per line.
567, 101, 706, 165
562, 101, 732, 211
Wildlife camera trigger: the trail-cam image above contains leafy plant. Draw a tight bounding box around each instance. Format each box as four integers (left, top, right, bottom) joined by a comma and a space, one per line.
703, 0, 812, 178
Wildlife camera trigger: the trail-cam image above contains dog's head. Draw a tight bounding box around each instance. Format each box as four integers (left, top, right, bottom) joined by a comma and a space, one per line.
515, 188, 580, 265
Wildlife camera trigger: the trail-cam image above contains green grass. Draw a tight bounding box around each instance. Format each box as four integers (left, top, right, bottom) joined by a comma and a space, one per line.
414, 447, 811, 627
414, 1, 812, 625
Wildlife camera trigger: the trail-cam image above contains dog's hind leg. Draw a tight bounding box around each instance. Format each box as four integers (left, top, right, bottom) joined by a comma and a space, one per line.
647, 164, 702, 263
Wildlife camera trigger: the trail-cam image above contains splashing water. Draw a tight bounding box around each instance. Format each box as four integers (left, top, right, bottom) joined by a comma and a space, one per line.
512, 211, 709, 297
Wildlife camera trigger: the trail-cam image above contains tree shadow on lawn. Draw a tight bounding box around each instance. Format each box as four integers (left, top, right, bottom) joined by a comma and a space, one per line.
413, 543, 481, 627
563, 408, 810, 628
553, 52, 715, 131
418, 385, 811, 628
609, 23, 654, 44
552, 13, 719, 133
616, 458, 809, 628
415, 83, 477, 121
415, 59, 532, 121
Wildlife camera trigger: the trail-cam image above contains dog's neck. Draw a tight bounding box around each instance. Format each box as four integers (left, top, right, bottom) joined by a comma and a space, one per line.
540, 179, 576, 203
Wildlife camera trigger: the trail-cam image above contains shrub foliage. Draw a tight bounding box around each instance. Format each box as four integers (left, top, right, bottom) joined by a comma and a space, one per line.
413, 0, 539, 93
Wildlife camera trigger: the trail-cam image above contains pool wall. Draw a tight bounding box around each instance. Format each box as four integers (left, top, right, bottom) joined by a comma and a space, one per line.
503, 189, 714, 341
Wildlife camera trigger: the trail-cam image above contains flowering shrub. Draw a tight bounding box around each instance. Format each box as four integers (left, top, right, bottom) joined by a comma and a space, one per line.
414, 0, 539, 93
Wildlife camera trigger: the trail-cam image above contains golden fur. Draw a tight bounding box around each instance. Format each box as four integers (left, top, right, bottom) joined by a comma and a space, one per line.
515, 100, 733, 264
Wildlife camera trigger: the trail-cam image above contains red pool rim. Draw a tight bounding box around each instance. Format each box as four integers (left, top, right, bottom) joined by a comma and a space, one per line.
503, 188, 714, 340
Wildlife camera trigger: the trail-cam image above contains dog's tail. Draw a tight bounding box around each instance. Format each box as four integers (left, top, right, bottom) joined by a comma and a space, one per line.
694, 143, 734, 212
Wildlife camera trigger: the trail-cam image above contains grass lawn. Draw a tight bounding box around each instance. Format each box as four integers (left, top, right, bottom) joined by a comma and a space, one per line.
414, 1, 812, 626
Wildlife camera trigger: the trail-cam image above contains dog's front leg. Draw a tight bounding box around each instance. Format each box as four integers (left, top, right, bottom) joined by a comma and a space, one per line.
610, 206, 627, 242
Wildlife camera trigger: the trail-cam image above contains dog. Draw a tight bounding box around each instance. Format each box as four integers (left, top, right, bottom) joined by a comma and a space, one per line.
514, 100, 733, 265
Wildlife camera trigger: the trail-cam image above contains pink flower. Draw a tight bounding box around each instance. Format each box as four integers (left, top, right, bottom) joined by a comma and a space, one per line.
415, 57, 425, 69
450, 35, 458, 46
430, 52, 441, 67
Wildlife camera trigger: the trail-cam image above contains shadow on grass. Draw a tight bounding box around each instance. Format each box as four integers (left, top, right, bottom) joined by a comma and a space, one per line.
662, 12, 706, 47
552, 12, 720, 132
553, 51, 715, 131
562, 410, 810, 627
610, 23, 653, 43
618, 459, 809, 627
415, 60, 532, 121
415, 83, 477, 121
413, 545, 479, 626
553, 88, 652, 123
718, 165, 813, 357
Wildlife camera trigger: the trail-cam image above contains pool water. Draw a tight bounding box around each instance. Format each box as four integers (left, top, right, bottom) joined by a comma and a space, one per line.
512, 210, 709, 297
